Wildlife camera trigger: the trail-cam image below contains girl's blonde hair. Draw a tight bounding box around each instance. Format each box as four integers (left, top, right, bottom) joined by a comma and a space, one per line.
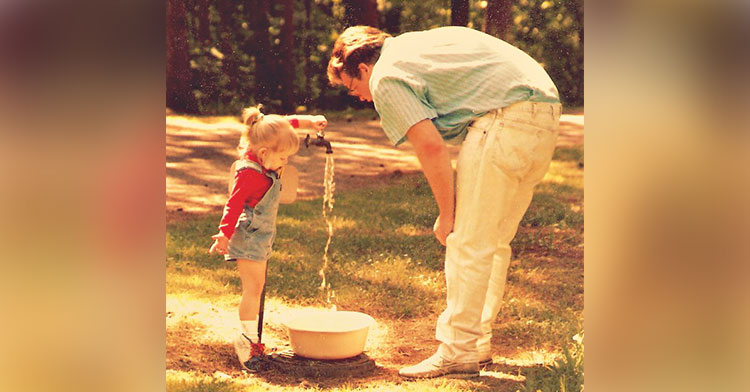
239, 105, 299, 158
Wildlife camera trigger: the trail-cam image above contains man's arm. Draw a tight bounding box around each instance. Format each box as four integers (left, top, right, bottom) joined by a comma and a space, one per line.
406, 119, 454, 246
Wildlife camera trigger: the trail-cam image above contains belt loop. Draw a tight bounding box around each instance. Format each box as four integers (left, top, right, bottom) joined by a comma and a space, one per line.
481, 109, 497, 143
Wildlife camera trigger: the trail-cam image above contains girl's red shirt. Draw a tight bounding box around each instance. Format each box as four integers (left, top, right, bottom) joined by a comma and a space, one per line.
218, 118, 298, 239
218, 152, 272, 239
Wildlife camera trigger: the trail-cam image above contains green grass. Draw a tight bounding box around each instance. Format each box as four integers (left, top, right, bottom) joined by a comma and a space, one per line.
520, 333, 584, 392
552, 146, 584, 165
167, 144, 584, 391
167, 377, 242, 392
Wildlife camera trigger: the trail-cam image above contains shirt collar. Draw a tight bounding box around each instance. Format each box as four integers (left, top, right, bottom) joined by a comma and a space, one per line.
245, 152, 267, 173
245, 152, 279, 178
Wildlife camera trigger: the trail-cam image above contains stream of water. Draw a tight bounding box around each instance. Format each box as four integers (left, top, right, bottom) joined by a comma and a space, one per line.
318, 154, 337, 310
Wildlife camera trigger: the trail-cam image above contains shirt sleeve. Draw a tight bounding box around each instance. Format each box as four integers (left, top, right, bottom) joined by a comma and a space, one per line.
218, 169, 269, 239
372, 77, 438, 146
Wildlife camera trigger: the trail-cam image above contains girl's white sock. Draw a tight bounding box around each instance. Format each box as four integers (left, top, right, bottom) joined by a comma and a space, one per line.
240, 319, 259, 342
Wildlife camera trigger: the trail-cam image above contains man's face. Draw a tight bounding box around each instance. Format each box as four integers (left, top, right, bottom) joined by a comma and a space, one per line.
341, 64, 373, 102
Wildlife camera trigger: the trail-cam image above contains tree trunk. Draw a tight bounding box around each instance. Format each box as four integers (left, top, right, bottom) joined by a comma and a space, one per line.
216, 0, 240, 99
280, 0, 295, 112
451, 0, 468, 26
383, 5, 402, 34
193, 0, 217, 107
303, 0, 312, 92
250, 0, 274, 105
483, 0, 513, 40
343, 0, 379, 28
196, 0, 211, 45
166, 0, 197, 113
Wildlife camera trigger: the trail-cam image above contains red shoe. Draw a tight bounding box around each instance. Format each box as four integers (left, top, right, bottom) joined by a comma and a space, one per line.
233, 334, 267, 372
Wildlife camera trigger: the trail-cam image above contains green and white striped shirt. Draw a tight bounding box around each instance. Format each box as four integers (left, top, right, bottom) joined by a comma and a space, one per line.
370, 26, 560, 146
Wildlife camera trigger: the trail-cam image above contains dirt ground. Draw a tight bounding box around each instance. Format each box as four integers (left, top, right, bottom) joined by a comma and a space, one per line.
166, 296, 554, 388
166, 112, 583, 387
166, 112, 583, 223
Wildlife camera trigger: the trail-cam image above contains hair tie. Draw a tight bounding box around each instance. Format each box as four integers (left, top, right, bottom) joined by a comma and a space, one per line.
251, 112, 264, 127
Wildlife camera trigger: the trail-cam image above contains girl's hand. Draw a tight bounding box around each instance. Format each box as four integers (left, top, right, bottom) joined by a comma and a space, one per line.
312, 115, 327, 132
209, 233, 229, 255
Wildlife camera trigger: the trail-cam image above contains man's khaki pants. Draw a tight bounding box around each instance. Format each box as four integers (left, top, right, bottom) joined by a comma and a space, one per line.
436, 101, 562, 363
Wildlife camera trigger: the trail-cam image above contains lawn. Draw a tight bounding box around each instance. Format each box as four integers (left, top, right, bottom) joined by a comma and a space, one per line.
166, 145, 584, 391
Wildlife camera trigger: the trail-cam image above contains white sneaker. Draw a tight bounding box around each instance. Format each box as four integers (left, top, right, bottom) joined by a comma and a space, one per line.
399, 352, 479, 379
233, 334, 252, 365
232, 334, 265, 372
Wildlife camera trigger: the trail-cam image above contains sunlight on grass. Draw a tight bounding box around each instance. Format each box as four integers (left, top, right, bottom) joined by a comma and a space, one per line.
167, 266, 239, 300
167, 370, 256, 392
503, 349, 560, 368
276, 215, 358, 231
324, 379, 522, 391
542, 161, 583, 189
344, 255, 444, 317
166, 294, 238, 343
394, 224, 431, 236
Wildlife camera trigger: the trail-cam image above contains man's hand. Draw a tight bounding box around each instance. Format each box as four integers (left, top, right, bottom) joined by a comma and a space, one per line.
209, 233, 229, 255
433, 213, 454, 246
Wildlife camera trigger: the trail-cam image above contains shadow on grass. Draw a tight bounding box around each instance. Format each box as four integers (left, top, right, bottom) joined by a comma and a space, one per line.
166, 320, 239, 376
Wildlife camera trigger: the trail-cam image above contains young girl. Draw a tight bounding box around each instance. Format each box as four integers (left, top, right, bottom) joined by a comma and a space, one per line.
209, 106, 326, 371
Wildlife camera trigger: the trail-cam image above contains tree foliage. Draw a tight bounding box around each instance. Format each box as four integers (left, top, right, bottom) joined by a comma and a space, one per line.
167, 0, 583, 114
509, 0, 583, 107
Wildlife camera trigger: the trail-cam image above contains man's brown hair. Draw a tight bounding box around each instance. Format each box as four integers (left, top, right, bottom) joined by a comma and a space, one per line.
327, 26, 391, 85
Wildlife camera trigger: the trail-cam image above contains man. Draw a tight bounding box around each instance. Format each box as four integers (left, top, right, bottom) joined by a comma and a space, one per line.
328, 25, 562, 379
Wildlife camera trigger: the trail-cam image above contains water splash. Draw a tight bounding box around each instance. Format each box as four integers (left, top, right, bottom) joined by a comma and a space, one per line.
318, 155, 336, 310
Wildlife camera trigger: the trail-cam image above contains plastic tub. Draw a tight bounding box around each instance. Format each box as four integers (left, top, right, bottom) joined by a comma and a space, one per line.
282, 311, 375, 360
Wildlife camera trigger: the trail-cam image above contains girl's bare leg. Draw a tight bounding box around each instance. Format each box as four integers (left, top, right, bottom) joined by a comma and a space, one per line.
236, 259, 267, 320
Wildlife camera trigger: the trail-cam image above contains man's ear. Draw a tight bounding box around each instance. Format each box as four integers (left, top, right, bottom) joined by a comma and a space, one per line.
358, 63, 372, 77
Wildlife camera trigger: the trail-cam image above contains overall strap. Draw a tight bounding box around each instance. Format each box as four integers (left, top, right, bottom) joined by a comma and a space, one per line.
235, 160, 264, 174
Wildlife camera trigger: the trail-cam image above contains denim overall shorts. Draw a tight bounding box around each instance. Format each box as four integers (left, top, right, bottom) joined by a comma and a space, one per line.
225, 160, 281, 262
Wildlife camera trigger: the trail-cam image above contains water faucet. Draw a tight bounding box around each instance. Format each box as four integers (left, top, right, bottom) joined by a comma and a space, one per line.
304, 133, 333, 154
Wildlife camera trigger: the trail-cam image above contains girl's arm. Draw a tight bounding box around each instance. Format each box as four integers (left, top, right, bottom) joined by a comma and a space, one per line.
211, 166, 269, 254
211, 161, 241, 255
217, 169, 266, 240
228, 160, 238, 195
